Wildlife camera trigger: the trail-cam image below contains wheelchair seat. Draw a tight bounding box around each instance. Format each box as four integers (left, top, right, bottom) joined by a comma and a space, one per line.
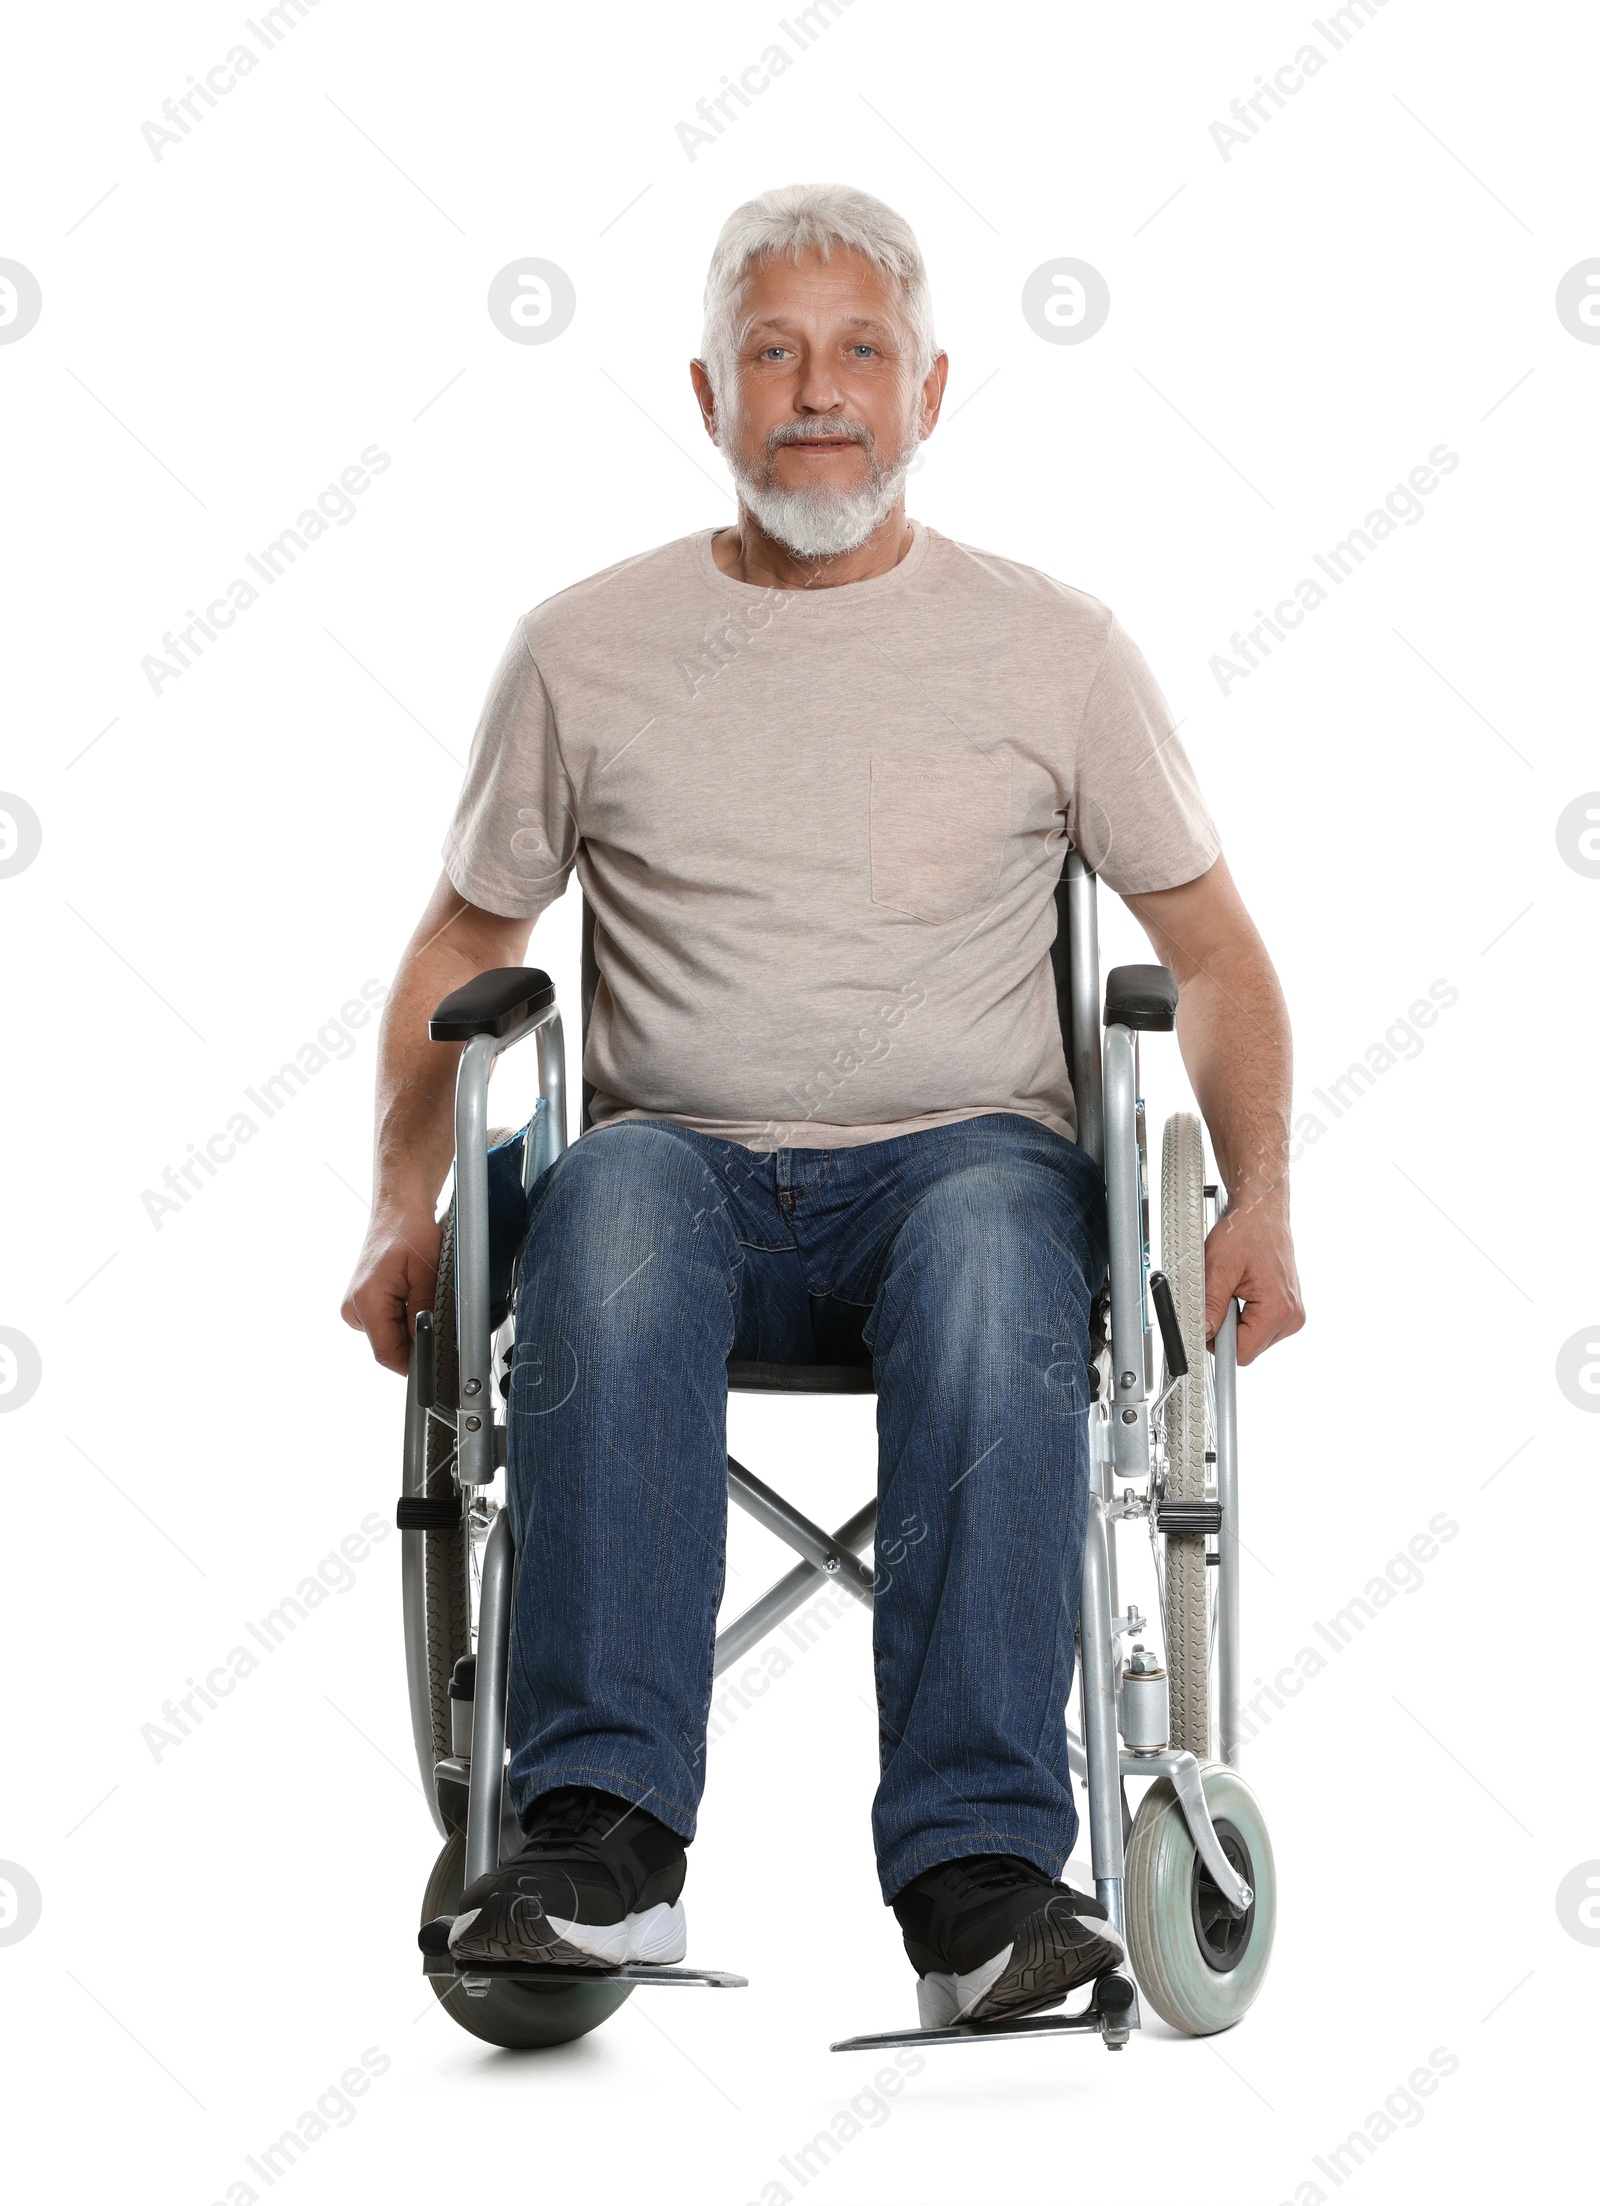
726, 1357, 875, 1395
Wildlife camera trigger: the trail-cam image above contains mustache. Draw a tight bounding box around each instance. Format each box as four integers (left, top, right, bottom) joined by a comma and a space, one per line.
766, 419, 874, 452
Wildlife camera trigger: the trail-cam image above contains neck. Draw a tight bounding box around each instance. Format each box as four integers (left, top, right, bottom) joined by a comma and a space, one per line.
712, 498, 914, 591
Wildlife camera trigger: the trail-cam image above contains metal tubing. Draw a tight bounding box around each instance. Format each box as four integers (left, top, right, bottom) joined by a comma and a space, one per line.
464, 1509, 515, 1888
452, 1004, 563, 1486
449, 1002, 564, 1874
579, 897, 598, 1134
537, 1008, 568, 1160
1063, 850, 1104, 1169
519, 1099, 546, 1195
1078, 1494, 1126, 1924
1093, 1440, 1121, 1625
1103, 1026, 1143, 1403
1213, 1297, 1242, 1766
519, 1004, 568, 1195
1102, 1024, 1147, 1475
401, 1317, 446, 1834
452, 1033, 497, 1487
715, 1501, 877, 1674
726, 1458, 875, 1605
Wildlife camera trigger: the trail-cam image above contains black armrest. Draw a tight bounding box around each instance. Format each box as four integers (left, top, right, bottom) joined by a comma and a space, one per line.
429, 966, 555, 1042
1104, 964, 1179, 1032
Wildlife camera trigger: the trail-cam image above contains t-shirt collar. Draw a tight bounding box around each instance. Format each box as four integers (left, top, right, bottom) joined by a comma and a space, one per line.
691, 518, 933, 605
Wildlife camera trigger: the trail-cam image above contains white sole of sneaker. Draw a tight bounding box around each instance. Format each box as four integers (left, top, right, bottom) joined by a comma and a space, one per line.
916, 1909, 1127, 2028
449, 1896, 688, 1969
917, 1947, 1010, 2029
545, 1898, 688, 1967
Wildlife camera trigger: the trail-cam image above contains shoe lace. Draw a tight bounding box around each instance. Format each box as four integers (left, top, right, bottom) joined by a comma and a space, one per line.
940, 1855, 1050, 1905
523, 1786, 639, 1854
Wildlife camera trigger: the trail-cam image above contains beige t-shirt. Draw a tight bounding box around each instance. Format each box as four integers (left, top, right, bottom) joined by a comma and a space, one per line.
442, 522, 1219, 1150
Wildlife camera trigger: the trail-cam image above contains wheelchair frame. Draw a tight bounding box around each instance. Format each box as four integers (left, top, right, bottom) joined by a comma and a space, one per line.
401, 849, 1258, 2052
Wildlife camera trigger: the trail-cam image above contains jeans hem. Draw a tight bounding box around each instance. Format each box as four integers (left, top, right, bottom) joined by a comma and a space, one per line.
876, 1825, 1073, 1905
511, 1763, 699, 1843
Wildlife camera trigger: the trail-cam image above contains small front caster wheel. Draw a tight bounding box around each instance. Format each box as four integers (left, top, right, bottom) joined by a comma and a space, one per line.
1124, 1763, 1275, 2034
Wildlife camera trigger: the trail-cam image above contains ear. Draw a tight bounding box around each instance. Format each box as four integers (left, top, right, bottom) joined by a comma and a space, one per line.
918, 351, 950, 439
689, 359, 720, 444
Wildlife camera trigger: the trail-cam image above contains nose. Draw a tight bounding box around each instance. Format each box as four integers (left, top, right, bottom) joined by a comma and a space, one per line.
793, 352, 846, 416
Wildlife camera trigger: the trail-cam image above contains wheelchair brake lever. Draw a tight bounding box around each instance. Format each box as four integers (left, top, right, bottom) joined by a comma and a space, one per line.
1148, 1271, 1188, 1380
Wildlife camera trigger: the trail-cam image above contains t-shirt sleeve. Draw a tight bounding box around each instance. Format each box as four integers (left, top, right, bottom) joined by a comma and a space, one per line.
441, 616, 579, 920
1069, 616, 1221, 895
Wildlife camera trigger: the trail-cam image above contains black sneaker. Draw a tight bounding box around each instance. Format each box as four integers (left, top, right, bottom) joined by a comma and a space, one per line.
892, 1854, 1126, 2027
447, 1785, 688, 1970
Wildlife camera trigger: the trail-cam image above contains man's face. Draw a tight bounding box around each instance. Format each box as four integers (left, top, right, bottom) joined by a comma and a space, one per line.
697, 246, 943, 557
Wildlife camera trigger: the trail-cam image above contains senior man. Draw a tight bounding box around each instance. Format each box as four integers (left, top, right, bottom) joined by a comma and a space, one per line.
343, 182, 1303, 2029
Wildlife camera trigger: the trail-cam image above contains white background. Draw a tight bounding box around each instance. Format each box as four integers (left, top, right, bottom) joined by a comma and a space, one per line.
2, 1, 1596, 2199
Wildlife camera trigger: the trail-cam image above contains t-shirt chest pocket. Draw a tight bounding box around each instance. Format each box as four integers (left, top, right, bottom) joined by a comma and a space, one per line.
869, 749, 1013, 924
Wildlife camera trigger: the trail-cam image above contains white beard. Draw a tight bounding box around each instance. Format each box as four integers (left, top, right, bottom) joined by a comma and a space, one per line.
726, 417, 920, 560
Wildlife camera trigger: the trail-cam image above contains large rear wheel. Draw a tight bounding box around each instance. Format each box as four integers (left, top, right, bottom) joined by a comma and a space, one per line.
422, 1198, 472, 1801
420, 1128, 520, 1813
1160, 1112, 1211, 1759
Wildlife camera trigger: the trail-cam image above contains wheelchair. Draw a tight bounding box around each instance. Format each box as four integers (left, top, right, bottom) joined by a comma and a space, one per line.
401, 849, 1276, 2054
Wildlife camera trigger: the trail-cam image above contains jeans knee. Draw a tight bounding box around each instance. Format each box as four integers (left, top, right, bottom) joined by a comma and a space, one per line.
517, 1124, 733, 1335
875, 1168, 1097, 1397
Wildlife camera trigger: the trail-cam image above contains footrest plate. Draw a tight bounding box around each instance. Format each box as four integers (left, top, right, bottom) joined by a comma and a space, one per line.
431, 1957, 746, 1988
830, 1971, 1138, 2053
831, 2005, 1106, 2052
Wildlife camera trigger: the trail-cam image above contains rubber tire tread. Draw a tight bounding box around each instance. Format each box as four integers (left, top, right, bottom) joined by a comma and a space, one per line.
1161, 1112, 1211, 1760
1123, 1764, 1275, 2035
421, 1828, 632, 2049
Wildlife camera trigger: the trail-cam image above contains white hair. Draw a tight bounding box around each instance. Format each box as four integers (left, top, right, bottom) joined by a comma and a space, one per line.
699, 181, 938, 401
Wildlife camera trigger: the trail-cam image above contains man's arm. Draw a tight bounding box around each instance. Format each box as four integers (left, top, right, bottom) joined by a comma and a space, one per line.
1121, 853, 1305, 1366
341, 870, 535, 1374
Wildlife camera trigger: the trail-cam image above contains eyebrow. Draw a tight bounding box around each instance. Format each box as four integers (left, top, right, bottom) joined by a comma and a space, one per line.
740, 314, 898, 342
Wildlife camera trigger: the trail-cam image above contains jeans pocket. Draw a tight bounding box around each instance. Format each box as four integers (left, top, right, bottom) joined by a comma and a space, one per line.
869, 749, 1012, 924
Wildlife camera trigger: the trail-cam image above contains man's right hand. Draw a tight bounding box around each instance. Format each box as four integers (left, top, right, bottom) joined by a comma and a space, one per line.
342, 1208, 443, 1375
340, 874, 537, 1378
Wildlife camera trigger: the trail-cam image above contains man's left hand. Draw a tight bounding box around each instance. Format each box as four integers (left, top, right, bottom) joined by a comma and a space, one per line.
1202, 1194, 1305, 1366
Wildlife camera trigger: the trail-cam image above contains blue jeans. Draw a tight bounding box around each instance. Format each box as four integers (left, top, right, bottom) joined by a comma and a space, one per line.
503, 1110, 1108, 1901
